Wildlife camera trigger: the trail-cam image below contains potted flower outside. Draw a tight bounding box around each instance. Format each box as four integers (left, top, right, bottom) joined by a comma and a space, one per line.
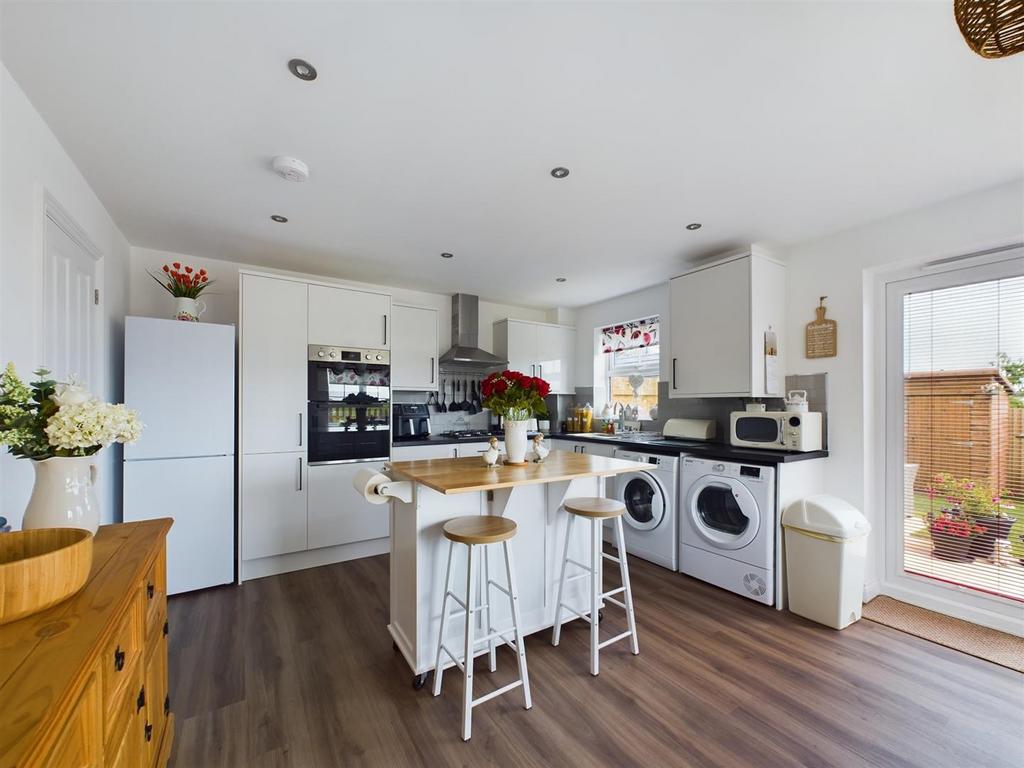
928, 513, 987, 561
480, 370, 549, 464
149, 262, 212, 321
0, 364, 143, 533
924, 473, 1009, 559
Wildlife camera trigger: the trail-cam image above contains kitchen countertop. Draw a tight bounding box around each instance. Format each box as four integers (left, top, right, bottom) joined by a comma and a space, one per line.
549, 432, 829, 464
388, 450, 648, 495
392, 431, 529, 447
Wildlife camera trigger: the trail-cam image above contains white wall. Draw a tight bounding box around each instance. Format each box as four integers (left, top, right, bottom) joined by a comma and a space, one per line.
786, 179, 1024, 593
128, 246, 548, 355
1, 65, 131, 528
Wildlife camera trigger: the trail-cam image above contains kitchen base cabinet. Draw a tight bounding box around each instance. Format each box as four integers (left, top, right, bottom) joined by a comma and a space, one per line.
308, 462, 390, 549
0, 520, 173, 768
241, 451, 308, 560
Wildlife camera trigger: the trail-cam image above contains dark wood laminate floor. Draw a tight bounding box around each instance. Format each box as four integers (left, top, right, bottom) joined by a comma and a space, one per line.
167, 553, 1023, 768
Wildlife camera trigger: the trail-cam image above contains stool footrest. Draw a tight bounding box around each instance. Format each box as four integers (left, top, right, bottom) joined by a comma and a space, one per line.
603, 595, 627, 610
557, 602, 592, 623
486, 579, 511, 597
439, 645, 466, 672
598, 630, 634, 650
601, 552, 620, 563
601, 586, 625, 600
472, 680, 523, 708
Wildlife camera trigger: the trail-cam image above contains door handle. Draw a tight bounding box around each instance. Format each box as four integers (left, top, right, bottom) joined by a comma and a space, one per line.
298, 413, 303, 447
672, 358, 677, 390
297, 457, 303, 491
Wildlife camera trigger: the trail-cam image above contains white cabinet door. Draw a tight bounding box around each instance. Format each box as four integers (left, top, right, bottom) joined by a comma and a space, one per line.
456, 441, 503, 458
241, 275, 308, 453
670, 257, 751, 396
536, 324, 575, 394
504, 321, 537, 375
308, 284, 391, 349
391, 304, 438, 390
308, 462, 389, 549
241, 452, 307, 559
392, 444, 458, 461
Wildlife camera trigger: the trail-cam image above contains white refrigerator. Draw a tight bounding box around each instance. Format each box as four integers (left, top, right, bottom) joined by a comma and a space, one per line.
124, 316, 235, 594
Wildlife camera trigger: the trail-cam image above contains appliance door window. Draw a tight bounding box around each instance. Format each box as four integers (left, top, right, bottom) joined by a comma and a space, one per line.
619, 472, 665, 531
688, 478, 759, 550
308, 402, 390, 463
734, 416, 780, 444
308, 361, 391, 403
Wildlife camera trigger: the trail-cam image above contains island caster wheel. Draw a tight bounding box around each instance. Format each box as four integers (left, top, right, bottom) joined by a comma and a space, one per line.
598, 610, 604, 622
412, 673, 428, 690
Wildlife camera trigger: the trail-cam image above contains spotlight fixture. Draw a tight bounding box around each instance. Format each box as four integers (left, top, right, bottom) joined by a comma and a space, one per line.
686, 222, 702, 230
555, 277, 567, 283
550, 167, 570, 179
288, 58, 317, 81
271, 215, 288, 223
440, 252, 454, 259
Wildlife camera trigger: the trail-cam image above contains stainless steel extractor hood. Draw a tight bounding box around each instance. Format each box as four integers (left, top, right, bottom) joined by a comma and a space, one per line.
438, 293, 508, 370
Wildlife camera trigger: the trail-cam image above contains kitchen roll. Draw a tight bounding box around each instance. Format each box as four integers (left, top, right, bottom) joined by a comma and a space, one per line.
353, 468, 392, 505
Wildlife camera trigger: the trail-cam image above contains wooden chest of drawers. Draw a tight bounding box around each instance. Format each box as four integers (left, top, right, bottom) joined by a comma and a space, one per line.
0, 520, 174, 768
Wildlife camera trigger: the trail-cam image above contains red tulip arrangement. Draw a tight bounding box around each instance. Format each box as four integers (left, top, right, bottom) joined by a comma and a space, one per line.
481, 370, 550, 421
149, 262, 212, 299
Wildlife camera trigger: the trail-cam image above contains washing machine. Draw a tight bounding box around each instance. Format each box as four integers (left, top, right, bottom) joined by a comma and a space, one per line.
604, 449, 679, 570
678, 456, 777, 606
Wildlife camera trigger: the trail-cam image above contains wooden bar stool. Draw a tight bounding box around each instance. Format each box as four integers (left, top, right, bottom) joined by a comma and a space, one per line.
551, 497, 639, 675
432, 516, 532, 741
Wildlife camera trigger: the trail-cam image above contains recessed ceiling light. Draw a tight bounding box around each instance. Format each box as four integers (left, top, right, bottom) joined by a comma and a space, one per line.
271, 215, 288, 223
555, 277, 567, 283
686, 222, 702, 230
288, 58, 317, 81
550, 167, 570, 179
440, 252, 454, 259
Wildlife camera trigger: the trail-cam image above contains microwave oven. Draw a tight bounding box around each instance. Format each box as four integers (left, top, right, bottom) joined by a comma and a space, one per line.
730, 411, 822, 452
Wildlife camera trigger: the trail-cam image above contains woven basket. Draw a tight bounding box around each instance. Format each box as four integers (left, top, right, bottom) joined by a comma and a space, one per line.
955, 0, 1024, 58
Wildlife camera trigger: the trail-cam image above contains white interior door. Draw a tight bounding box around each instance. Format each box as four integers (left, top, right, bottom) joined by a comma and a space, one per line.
42, 214, 100, 388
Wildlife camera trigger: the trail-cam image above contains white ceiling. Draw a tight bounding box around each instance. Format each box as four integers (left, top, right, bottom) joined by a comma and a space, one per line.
2, 1, 1022, 308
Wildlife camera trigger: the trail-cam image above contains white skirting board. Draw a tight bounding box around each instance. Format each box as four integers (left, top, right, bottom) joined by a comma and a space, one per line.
240, 537, 389, 581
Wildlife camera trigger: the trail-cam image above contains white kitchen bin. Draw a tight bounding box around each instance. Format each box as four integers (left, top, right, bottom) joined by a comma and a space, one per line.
782, 495, 871, 630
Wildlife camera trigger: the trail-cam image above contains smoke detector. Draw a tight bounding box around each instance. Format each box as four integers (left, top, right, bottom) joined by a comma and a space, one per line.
272, 156, 310, 182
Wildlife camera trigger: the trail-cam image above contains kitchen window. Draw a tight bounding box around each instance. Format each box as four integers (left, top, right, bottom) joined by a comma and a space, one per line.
596, 316, 660, 420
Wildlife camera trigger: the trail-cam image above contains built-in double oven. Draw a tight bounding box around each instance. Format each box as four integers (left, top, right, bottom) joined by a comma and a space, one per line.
307, 345, 390, 464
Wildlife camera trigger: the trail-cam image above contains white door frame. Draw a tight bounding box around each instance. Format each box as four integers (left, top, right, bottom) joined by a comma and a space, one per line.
881, 245, 1024, 635
39, 189, 104, 393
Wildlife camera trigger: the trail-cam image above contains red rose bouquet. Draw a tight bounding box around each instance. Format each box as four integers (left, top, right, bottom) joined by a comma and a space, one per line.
481, 370, 550, 421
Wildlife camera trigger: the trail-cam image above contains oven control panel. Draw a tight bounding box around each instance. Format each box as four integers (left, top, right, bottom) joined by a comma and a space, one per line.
308, 345, 390, 364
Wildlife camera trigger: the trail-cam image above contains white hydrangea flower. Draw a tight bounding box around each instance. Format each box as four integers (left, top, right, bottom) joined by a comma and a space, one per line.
45, 400, 144, 451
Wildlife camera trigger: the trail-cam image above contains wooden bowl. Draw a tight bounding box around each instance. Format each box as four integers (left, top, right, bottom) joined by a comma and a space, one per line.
0, 527, 94, 626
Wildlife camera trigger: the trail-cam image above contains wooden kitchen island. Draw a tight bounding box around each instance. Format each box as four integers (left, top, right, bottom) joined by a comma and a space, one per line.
384, 449, 647, 686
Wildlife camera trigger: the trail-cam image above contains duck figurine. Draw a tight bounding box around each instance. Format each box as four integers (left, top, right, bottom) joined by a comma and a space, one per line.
532, 433, 550, 463
482, 436, 501, 468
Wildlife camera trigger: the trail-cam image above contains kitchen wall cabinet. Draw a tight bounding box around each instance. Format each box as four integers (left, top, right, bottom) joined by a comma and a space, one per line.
668, 249, 787, 399
240, 274, 308, 453
241, 452, 308, 560
308, 283, 391, 349
391, 304, 438, 390
308, 462, 389, 549
493, 319, 575, 394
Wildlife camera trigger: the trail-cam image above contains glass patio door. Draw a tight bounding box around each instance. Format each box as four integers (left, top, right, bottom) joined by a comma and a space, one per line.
886, 252, 1024, 616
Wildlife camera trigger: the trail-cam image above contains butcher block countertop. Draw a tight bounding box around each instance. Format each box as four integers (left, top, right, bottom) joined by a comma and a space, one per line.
388, 449, 648, 495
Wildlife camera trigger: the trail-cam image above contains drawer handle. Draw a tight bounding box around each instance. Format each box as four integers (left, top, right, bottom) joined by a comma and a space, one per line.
164, 694, 170, 716
163, 619, 169, 637
114, 646, 126, 672
137, 686, 146, 713
145, 723, 153, 743
147, 582, 155, 599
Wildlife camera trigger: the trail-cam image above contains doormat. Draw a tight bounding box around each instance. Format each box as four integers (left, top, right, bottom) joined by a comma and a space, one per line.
863, 596, 1023, 673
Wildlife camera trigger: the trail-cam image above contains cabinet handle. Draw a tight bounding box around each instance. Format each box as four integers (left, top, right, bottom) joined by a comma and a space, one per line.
147, 582, 154, 600
430, 357, 435, 384
298, 413, 303, 447
163, 619, 169, 637
672, 358, 678, 390
538, 364, 543, 379
113, 646, 125, 672
145, 723, 153, 743
297, 457, 303, 491
137, 686, 146, 713
383, 315, 388, 345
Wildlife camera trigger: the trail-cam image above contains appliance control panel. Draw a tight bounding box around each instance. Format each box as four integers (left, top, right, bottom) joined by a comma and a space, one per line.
308, 345, 390, 364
